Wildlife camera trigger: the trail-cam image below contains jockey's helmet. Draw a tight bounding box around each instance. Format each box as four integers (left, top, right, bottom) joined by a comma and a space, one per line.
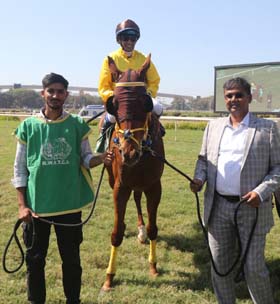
115, 19, 140, 42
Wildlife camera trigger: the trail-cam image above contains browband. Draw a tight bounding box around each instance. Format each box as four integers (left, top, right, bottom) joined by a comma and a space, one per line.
115, 82, 145, 87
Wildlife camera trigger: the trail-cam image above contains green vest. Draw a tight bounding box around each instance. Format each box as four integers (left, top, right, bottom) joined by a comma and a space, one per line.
15, 114, 94, 216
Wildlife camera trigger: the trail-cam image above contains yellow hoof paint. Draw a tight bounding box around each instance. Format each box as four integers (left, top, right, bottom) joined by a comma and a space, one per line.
148, 240, 157, 264
106, 246, 118, 274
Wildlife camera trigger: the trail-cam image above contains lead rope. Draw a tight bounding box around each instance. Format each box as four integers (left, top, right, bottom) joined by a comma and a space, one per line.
36, 164, 105, 227
2, 217, 35, 273
2, 165, 105, 273
147, 147, 258, 282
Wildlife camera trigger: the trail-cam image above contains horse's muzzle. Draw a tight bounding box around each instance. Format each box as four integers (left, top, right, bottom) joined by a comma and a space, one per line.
122, 148, 141, 167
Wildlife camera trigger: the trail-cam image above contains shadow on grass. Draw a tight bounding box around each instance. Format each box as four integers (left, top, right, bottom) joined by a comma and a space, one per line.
158, 222, 212, 291
268, 259, 280, 304
157, 221, 280, 303
108, 222, 280, 303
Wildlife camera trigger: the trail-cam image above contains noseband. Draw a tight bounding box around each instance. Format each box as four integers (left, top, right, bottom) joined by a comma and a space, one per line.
114, 116, 149, 150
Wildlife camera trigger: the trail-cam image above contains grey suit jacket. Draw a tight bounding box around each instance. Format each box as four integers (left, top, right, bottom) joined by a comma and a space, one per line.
194, 113, 280, 233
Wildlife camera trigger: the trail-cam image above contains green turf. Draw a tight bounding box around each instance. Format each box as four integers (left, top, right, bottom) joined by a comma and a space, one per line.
1, 120, 279, 303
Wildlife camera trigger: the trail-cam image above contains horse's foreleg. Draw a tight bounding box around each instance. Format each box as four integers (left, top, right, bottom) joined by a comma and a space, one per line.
106, 245, 118, 274
145, 181, 162, 276
102, 246, 117, 291
134, 190, 145, 227
134, 191, 147, 243
102, 186, 131, 291
149, 240, 158, 276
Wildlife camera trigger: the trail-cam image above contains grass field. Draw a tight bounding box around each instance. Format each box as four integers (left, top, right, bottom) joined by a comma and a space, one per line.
0, 119, 280, 304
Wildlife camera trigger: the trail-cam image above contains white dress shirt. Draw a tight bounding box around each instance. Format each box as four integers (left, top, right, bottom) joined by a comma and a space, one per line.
215, 113, 249, 196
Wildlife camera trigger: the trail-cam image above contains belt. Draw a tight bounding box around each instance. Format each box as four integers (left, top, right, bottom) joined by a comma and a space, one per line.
215, 191, 240, 203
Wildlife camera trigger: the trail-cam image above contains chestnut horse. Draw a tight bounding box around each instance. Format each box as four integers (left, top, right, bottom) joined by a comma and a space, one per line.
102, 54, 164, 290
98, 115, 147, 243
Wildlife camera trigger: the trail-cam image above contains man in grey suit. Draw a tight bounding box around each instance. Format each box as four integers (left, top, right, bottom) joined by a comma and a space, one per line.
190, 77, 280, 304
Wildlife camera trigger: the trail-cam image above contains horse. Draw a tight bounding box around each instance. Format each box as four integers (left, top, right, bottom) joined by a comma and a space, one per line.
98, 115, 147, 243
102, 54, 164, 290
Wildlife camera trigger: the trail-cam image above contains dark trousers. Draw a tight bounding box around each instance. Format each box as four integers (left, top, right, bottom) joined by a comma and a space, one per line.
23, 212, 83, 304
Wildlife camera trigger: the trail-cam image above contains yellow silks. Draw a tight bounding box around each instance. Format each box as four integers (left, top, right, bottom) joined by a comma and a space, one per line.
98, 48, 160, 102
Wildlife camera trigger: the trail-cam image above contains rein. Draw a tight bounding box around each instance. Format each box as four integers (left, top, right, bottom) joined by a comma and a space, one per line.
86, 110, 105, 124
34, 165, 105, 227
2, 165, 105, 273
146, 146, 258, 283
3, 112, 106, 274
2, 217, 35, 274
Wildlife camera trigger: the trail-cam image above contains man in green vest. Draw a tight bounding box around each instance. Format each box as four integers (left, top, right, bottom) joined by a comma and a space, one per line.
12, 72, 113, 304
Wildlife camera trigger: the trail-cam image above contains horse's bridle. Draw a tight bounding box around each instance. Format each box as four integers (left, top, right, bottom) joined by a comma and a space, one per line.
112, 81, 150, 152
114, 116, 149, 149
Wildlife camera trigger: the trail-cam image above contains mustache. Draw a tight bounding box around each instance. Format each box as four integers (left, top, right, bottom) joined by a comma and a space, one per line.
229, 102, 239, 107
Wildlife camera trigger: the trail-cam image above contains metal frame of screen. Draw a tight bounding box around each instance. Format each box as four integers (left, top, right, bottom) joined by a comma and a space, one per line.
214, 61, 280, 114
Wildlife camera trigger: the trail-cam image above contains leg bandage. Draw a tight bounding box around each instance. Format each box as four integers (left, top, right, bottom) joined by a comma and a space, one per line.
149, 240, 157, 264
106, 246, 118, 274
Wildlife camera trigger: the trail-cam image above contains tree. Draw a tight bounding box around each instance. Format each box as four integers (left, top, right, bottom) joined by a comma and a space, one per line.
66, 94, 103, 109
190, 96, 213, 111
0, 89, 43, 109
0, 92, 14, 108
5, 89, 43, 109
170, 96, 191, 110
0, 89, 103, 110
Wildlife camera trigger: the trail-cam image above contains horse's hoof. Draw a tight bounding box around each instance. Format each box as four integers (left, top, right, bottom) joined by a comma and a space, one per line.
101, 273, 115, 291
149, 263, 159, 277
98, 286, 113, 302
137, 225, 147, 243
100, 285, 114, 292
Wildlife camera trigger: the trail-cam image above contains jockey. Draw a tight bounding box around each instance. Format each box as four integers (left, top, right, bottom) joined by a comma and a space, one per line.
97, 19, 164, 141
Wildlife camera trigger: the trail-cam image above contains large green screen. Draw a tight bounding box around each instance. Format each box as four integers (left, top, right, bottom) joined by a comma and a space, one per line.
214, 62, 280, 113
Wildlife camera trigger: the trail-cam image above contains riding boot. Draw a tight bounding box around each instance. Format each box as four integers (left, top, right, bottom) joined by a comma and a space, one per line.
101, 116, 113, 135
95, 115, 114, 153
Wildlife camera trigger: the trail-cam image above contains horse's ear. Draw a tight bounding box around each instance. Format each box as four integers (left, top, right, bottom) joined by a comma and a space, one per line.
139, 53, 151, 78
108, 56, 120, 82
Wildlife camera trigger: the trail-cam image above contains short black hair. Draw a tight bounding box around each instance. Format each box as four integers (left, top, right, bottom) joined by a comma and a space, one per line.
223, 77, 251, 96
42, 73, 69, 89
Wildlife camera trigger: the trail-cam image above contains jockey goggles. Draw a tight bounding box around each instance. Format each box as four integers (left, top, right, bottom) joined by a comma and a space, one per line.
119, 34, 138, 42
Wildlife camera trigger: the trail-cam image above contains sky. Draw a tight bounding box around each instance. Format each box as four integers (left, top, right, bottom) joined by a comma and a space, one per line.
0, 0, 279, 97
